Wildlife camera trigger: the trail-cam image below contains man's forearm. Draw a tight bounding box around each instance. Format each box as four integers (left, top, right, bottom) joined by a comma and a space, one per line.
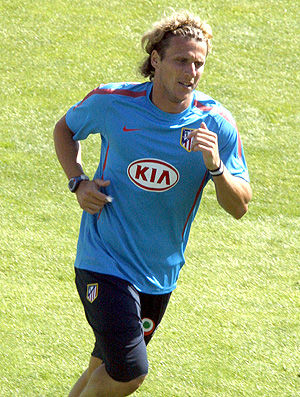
53, 115, 84, 180
213, 167, 252, 219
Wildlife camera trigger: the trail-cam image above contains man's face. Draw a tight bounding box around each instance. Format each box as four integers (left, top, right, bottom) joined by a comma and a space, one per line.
151, 35, 207, 113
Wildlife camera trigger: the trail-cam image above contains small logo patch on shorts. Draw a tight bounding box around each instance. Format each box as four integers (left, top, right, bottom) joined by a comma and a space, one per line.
87, 283, 98, 303
142, 318, 155, 336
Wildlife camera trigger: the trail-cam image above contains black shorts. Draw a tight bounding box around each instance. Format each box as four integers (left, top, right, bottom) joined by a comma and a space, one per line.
75, 268, 172, 382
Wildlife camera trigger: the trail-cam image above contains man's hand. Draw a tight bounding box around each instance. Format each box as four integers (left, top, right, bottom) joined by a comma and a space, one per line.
75, 179, 112, 214
188, 122, 220, 170
188, 121, 252, 219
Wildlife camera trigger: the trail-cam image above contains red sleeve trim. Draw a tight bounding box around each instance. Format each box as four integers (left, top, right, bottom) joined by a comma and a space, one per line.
74, 87, 147, 109
194, 99, 242, 159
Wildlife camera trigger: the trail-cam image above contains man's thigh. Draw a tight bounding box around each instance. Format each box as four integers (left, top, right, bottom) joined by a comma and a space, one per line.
75, 269, 148, 382
139, 290, 172, 345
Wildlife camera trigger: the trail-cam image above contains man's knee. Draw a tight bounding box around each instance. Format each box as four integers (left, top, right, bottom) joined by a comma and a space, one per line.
85, 365, 146, 396
126, 374, 147, 394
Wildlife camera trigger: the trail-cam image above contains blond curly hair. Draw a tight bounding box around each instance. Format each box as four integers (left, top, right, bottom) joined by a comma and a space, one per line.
140, 10, 213, 81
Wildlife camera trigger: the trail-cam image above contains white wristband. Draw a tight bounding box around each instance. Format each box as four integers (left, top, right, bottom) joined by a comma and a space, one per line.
208, 160, 224, 176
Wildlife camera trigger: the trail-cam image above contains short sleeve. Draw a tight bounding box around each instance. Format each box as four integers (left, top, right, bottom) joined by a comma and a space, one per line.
217, 114, 250, 182
65, 89, 108, 141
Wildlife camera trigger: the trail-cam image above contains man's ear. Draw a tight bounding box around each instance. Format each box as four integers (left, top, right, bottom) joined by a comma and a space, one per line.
151, 50, 160, 69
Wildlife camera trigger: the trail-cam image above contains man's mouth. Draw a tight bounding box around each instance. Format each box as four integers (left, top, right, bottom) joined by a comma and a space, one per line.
179, 82, 193, 89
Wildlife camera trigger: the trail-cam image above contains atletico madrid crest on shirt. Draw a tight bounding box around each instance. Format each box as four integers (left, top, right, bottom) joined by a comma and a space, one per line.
87, 283, 98, 303
180, 128, 195, 152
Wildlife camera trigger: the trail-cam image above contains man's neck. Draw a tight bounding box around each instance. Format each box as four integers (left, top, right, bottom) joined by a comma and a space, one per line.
150, 86, 193, 114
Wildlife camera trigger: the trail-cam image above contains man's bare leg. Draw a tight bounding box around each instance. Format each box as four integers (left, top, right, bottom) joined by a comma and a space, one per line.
68, 356, 103, 397
80, 363, 146, 397
69, 355, 146, 397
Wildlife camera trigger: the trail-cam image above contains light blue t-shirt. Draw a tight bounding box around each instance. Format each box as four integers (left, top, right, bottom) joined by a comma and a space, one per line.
66, 82, 249, 294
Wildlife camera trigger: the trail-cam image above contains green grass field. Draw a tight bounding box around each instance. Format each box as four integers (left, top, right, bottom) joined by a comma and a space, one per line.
1, 0, 299, 395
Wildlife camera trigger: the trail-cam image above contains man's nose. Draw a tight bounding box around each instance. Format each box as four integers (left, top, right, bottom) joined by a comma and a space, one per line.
184, 63, 196, 77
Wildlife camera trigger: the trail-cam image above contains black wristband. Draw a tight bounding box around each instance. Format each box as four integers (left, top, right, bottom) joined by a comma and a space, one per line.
208, 160, 224, 176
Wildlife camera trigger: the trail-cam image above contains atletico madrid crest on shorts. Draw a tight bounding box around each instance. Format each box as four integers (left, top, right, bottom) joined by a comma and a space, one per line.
180, 128, 195, 152
87, 283, 98, 303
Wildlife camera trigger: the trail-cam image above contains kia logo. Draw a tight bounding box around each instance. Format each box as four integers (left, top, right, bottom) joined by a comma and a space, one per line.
127, 159, 180, 192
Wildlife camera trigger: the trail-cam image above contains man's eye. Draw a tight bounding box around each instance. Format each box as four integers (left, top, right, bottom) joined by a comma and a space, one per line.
195, 62, 204, 69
